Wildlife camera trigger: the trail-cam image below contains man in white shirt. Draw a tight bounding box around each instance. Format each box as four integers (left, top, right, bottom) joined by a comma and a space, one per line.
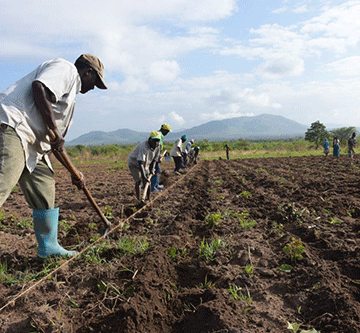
0, 54, 107, 258
170, 134, 187, 174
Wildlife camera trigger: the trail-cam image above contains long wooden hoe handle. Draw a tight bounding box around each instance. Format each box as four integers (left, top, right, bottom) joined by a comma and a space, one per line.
141, 181, 150, 202
140, 150, 167, 203
49, 131, 111, 230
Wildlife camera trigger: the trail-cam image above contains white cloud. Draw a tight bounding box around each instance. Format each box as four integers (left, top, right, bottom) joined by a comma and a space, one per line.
0, 0, 235, 82
172, 0, 238, 22
325, 56, 360, 76
239, 89, 283, 108
149, 61, 181, 83
273, 2, 308, 14
188, 26, 220, 35
293, 5, 308, 14
178, 71, 254, 92
201, 84, 281, 114
0, 0, 238, 27
249, 24, 302, 52
306, 37, 348, 53
272, 6, 288, 14
0, 38, 55, 58
120, 76, 149, 94
256, 56, 305, 79
201, 111, 254, 121
219, 23, 308, 79
301, 1, 360, 49
220, 1, 360, 79
169, 111, 185, 126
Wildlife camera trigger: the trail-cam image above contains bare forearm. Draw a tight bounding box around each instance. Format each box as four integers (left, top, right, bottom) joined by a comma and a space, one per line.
32, 81, 64, 150
32, 81, 57, 130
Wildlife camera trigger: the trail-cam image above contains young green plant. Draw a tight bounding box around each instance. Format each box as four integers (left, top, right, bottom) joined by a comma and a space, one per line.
283, 237, 305, 263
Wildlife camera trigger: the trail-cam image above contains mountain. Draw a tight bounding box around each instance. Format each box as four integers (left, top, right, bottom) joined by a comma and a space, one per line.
168, 114, 307, 141
66, 114, 307, 146
67, 129, 149, 146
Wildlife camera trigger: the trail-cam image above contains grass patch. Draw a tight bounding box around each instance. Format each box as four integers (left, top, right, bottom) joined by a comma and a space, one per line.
16, 218, 32, 230
238, 211, 256, 229
204, 211, 222, 229
0, 260, 61, 286
116, 236, 149, 255
199, 237, 224, 261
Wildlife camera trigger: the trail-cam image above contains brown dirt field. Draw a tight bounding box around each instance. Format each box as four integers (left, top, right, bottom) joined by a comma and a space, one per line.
0, 155, 359, 333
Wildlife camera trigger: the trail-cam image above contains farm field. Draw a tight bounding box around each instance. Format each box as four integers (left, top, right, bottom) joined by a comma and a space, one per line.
0, 155, 360, 332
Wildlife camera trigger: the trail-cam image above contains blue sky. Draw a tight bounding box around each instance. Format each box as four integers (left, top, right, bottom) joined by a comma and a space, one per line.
1, 0, 360, 140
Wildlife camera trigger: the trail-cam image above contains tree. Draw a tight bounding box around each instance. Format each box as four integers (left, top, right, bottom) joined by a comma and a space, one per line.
234, 139, 251, 151
305, 121, 329, 149
330, 127, 356, 145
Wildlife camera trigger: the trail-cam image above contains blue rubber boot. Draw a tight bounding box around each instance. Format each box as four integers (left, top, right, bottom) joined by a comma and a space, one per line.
33, 208, 77, 258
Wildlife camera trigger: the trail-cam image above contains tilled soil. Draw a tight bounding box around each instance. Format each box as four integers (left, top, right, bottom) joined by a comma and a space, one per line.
0, 155, 359, 333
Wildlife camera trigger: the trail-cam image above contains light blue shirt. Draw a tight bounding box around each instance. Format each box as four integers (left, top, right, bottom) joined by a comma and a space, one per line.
323, 140, 330, 150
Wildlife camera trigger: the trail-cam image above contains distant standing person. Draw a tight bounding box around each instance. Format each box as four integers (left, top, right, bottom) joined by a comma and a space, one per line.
225, 144, 231, 160
171, 134, 187, 174
348, 132, 356, 159
333, 136, 340, 157
323, 138, 330, 157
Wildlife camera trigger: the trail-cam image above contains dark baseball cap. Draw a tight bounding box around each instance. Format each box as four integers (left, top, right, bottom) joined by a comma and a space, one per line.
76, 54, 107, 89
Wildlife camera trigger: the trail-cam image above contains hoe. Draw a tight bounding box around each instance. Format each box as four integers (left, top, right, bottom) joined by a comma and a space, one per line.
50, 131, 112, 236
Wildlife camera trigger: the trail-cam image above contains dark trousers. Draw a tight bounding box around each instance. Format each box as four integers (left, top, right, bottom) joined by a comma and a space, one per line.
182, 153, 188, 168
173, 156, 182, 172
